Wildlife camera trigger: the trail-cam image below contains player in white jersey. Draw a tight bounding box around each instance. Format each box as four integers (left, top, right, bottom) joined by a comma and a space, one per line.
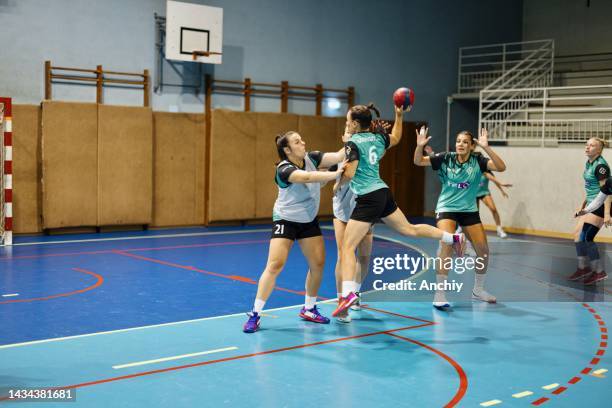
243, 131, 345, 333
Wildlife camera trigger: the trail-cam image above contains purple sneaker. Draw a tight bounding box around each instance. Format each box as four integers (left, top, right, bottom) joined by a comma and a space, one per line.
299, 305, 330, 324
243, 312, 261, 333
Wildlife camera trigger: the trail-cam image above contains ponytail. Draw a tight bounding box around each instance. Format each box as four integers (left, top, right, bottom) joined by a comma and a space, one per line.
349, 103, 380, 130
275, 131, 295, 163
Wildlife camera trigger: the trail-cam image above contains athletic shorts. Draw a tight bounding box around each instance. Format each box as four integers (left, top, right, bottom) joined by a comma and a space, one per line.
592, 203, 612, 218
271, 218, 322, 240
350, 188, 398, 223
436, 211, 481, 227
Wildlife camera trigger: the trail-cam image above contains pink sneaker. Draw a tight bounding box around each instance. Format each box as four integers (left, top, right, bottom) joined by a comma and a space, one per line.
332, 292, 358, 317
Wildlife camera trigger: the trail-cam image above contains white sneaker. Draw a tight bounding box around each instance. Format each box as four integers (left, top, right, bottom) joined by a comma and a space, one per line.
472, 289, 497, 303
433, 291, 451, 309
496, 227, 508, 239
336, 309, 352, 323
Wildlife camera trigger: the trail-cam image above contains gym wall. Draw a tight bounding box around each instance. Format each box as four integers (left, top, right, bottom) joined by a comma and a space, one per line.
479, 146, 612, 241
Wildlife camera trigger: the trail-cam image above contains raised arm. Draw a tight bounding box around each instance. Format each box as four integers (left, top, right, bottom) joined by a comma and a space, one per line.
413, 126, 432, 167
477, 128, 506, 172
389, 106, 406, 148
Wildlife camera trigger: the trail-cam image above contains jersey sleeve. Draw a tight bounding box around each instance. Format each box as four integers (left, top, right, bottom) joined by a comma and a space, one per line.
275, 163, 297, 188
430, 152, 447, 171
602, 177, 612, 195
477, 154, 490, 173
345, 141, 360, 162
595, 164, 610, 181
379, 133, 391, 150
307, 151, 323, 168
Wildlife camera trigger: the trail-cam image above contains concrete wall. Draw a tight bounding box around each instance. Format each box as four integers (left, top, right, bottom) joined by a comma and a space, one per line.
523, 0, 612, 55
478, 145, 612, 240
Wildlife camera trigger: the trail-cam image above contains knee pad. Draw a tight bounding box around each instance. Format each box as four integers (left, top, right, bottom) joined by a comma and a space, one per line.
580, 223, 600, 242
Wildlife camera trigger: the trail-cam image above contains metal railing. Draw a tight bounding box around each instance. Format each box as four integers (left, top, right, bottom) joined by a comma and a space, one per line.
481, 84, 612, 145
457, 39, 554, 94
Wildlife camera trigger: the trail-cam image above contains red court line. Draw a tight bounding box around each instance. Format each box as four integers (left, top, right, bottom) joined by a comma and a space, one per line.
0, 268, 103, 304
552, 387, 567, 395
529, 302, 607, 406
0, 322, 433, 400
385, 332, 467, 408
0, 239, 272, 262
361, 305, 435, 325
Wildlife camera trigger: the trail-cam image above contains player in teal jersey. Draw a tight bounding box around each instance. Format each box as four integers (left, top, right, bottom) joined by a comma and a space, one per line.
243, 131, 346, 333
569, 137, 610, 285
332, 103, 465, 317
414, 127, 506, 308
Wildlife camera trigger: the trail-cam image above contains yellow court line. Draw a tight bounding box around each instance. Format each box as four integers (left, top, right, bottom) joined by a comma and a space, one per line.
480, 400, 502, 407
259, 313, 279, 318
542, 383, 559, 390
512, 391, 534, 398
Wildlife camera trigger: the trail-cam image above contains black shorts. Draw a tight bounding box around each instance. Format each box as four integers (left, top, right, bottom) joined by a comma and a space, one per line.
350, 188, 398, 223
592, 204, 612, 218
271, 218, 322, 240
436, 211, 481, 227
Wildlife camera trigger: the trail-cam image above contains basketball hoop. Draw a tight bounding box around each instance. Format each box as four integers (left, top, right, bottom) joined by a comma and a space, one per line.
192, 50, 223, 60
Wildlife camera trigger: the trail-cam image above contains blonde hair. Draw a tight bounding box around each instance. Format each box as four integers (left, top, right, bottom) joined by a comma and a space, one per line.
593, 137, 609, 149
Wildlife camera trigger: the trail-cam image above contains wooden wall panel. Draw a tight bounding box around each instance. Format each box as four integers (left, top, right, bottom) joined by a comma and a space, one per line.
12, 104, 42, 233
208, 109, 257, 221
152, 112, 205, 226
41, 101, 98, 228
98, 105, 153, 225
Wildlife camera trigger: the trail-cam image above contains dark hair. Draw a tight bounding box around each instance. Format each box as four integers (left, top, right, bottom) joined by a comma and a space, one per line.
456, 130, 476, 145
349, 103, 380, 130
275, 131, 297, 162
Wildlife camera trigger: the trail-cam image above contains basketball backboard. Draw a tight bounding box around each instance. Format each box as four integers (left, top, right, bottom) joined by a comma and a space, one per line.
165, 1, 223, 64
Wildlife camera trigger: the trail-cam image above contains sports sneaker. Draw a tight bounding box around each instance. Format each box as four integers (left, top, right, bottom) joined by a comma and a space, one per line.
350, 292, 361, 311
433, 290, 451, 310
332, 292, 359, 317
584, 271, 608, 285
452, 233, 465, 257
496, 227, 508, 239
243, 312, 261, 333
299, 305, 330, 324
336, 306, 352, 323
472, 289, 497, 303
568, 267, 592, 281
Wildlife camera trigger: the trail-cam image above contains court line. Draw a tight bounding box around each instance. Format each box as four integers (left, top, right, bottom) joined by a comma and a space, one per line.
385, 332, 468, 408
0, 229, 431, 348
1, 293, 19, 297
0, 302, 318, 349
4, 228, 271, 247
0, 268, 103, 305
0, 322, 435, 402
112, 346, 239, 369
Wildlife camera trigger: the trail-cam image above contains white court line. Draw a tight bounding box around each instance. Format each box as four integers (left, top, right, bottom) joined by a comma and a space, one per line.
512, 391, 533, 398
0, 230, 422, 350
542, 383, 559, 390
593, 368, 608, 375
3, 228, 271, 247
1, 293, 19, 297
479, 400, 502, 407
112, 346, 238, 369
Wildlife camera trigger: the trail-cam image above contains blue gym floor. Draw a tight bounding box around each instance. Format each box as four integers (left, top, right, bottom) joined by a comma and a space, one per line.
0, 222, 609, 407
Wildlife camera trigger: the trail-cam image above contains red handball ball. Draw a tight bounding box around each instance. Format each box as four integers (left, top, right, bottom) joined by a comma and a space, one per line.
393, 87, 415, 110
